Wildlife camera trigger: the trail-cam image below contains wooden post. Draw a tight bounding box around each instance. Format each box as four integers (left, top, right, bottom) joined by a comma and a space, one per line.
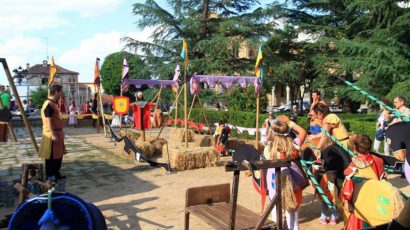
174, 86, 183, 129
98, 89, 107, 136
184, 73, 188, 148
255, 93, 260, 150
275, 167, 282, 229
197, 96, 212, 135
0, 58, 38, 153
187, 94, 196, 121
228, 170, 240, 230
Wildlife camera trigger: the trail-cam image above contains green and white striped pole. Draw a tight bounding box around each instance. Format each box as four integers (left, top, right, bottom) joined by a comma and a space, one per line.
319, 126, 409, 199
338, 77, 410, 122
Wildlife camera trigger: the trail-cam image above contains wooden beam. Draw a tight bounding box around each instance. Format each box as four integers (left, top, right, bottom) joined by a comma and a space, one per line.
0, 58, 38, 153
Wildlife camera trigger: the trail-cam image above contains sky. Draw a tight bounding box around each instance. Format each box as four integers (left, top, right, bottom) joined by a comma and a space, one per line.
0, 0, 273, 86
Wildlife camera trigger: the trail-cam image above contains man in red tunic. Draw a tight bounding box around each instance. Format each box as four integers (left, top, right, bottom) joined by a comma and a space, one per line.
132, 91, 152, 130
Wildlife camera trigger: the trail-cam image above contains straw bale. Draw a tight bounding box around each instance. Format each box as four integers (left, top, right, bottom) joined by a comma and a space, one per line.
196, 135, 213, 147
123, 129, 141, 141
169, 128, 195, 142
115, 141, 136, 160
162, 145, 219, 171
149, 138, 168, 156
135, 141, 155, 158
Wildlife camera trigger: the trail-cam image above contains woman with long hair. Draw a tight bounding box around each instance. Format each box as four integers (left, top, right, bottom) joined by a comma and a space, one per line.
264, 115, 308, 230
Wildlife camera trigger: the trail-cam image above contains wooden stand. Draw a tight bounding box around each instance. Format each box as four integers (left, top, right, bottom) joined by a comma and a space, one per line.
184, 159, 290, 230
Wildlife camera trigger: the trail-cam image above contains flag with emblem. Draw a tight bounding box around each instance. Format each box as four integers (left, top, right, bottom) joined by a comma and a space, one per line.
113, 96, 129, 115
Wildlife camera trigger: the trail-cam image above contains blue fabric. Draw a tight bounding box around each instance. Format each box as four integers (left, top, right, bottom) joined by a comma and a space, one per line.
310, 125, 321, 134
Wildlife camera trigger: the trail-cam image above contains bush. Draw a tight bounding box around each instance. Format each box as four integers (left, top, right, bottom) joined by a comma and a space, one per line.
171, 109, 377, 140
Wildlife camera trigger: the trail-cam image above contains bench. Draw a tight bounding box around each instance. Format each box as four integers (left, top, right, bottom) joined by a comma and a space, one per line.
185, 159, 290, 230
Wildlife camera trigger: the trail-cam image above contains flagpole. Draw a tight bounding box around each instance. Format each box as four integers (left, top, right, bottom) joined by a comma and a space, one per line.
184, 71, 188, 148
255, 94, 260, 150
99, 87, 107, 136
254, 43, 263, 150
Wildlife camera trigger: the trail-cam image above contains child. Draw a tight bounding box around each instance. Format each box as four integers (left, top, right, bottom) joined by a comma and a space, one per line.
265, 115, 308, 230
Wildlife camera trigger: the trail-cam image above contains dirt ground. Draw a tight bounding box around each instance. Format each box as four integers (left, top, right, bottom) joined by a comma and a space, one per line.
1, 126, 409, 229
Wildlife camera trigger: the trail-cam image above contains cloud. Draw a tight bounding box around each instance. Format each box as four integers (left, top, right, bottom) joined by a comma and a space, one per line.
58, 28, 154, 82
0, 0, 125, 38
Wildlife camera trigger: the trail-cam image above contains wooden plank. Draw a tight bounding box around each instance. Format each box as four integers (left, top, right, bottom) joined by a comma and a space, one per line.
186, 183, 230, 207
188, 203, 274, 230
229, 170, 240, 230
225, 159, 290, 172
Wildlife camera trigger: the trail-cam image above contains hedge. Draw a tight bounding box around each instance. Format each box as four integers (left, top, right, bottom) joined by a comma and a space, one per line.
170, 108, 377, 140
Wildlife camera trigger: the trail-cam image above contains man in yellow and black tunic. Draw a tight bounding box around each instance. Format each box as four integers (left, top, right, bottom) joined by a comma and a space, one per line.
39, 84, 66, 181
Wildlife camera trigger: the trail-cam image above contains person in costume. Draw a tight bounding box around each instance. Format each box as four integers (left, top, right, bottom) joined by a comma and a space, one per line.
310, 103, 349, 149
68, 101, 77, 127
385, 122, 410, 229
58, 95, 66, 114
308, 90, 326, 135
264, 115, 308, 230
39, 84, 66, 182
309, 103, 349, 224
341, 134, 385, 229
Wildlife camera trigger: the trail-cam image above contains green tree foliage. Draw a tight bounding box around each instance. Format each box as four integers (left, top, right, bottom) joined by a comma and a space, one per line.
272, 0, 410, 102
100, 51, 149, 96
124, 0, 277, 78
387, 79, 410, 106
30, 86, 48, 108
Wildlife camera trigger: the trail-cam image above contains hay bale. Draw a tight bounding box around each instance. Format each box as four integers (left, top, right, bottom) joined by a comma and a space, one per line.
127, 129, 142, 141
195, 135, 213, 147
163, 144, 219, 171
115, 141, 136, 160
149, 138, 167, 156
169, 128, 195, 142
135, 141, 155, 158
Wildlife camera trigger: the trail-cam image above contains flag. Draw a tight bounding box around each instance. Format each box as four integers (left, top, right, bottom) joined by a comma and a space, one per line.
180, 40, 188, 73
255, 44, 263, 79
48, 56, 57, 87
173, 62, 180, 81
113, 96, 129, 115
94, 58, 100, 89
171, 62, 180, 93
254, 44, 263, 93
121, 57, 129, 93
122, 57, 129, 80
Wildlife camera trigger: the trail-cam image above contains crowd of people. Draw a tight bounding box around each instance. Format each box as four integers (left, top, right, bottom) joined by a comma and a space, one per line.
256, 90, 410, 230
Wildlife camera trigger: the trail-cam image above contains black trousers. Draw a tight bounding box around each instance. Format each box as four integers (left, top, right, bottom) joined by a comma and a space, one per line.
45, 152, 63, 179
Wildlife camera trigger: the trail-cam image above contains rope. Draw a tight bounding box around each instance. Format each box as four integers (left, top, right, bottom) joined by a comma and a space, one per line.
337, 77, 410, 122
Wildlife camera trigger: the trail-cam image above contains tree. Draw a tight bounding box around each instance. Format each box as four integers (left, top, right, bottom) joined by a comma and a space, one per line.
271, 0, 410, 103
30, 86, 48, 109
387, 79, 410, 106
124, 0, 278, 79
100, 51, 149, 96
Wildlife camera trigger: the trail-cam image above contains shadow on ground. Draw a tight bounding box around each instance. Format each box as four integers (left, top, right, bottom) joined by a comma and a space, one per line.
1, 159, 173, 229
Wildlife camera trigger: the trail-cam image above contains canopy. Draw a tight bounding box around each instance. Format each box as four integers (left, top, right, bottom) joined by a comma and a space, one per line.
191, 74, 258, 89
122, 79, 177, 88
